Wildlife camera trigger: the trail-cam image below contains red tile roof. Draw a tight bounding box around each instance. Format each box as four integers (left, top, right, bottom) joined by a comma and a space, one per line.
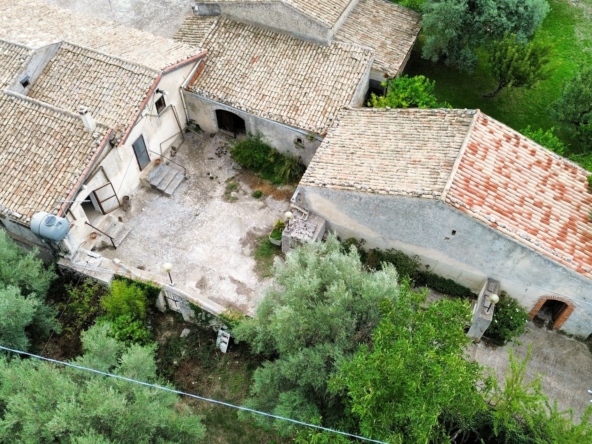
445, 112, 592, 278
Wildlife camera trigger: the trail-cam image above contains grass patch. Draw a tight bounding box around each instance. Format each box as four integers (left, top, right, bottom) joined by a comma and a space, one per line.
253, 236, 281, 278
223, 177, 240, 202
405, 0, 592, 150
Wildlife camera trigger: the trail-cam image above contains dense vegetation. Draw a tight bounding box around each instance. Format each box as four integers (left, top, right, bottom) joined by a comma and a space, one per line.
0, 231, 60, 350
230, 133, 305, 184
239, 236, 592, 442
391, 0, 592, 160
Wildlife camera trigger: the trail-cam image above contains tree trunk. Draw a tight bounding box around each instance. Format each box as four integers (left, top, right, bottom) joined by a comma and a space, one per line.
483, 82, 506, 98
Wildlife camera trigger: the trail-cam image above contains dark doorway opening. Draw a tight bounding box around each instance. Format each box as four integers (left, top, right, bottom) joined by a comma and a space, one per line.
216, 110, 246, 138
364, 79, 386, 107
533, 299, 569, 329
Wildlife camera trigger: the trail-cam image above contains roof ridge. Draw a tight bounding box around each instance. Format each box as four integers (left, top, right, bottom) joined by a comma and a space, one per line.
440, 109, 480, 202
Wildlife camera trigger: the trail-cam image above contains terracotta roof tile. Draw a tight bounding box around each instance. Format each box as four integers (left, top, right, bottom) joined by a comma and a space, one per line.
446, 112, 592, 278
174, 16, 219, 47
186, 19, 374, 134
301, 108, 476, 195
0, 39, 32, 88
0, 0, 203, 71
335, 0, 421, 77
201, 0, 353, 28
0, 92, 108, 221
28, 42, 158, 129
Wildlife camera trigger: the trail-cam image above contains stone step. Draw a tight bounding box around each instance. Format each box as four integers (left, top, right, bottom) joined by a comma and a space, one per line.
163, 172, 185, 196
147, 163, 169, 186
156, 168, 178, 192
107, 223, 133, 247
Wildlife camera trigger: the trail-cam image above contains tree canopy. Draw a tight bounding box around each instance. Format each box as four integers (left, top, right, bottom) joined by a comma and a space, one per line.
551, 67, 592, 152
331, 286, 489, 443
0, 230, 59, 349
0, 322, 205, 443
233, 235, 400, 434
421, 0, 550, 72
485, 33, 552, 97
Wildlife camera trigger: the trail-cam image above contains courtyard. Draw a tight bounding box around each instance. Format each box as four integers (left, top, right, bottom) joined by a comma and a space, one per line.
99, 132, 292, 315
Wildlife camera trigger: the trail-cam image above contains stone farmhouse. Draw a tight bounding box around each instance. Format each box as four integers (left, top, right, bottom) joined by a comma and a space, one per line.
0, 0, 205, 258
1, 0, 591, 338
174, 0, 421, 163
296, 108, 592, 338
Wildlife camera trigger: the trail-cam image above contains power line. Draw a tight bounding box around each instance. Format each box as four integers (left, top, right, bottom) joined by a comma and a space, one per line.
0, 345, 388, 444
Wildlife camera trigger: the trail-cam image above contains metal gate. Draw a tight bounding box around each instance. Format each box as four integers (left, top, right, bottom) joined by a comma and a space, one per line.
163, 288, 190, 313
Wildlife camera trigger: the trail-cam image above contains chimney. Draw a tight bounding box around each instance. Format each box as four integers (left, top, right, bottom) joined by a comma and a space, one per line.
78, 105, 96, 132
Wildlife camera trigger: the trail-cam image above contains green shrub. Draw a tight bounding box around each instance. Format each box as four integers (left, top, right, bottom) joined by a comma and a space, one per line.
486, 292, 529, 345
231, 133, 304, 184
521, 126, 566, 155
273, 155, 305, 183
416, 271, 476, 298
61, 279, 105, 334
369, 75, 450, 109
101, 280, 148, 320
100, 314, 152, 346
112, 275, 160, 302
230, 133, 274, 172
252, 190, 262, 198
340, 238, 476, 298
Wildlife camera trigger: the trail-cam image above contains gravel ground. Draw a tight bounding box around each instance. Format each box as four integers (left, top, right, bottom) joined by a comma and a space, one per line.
101, 132, 291, 315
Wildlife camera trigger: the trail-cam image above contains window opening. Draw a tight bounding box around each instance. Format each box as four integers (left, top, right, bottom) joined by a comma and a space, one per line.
155, 96, 166, 114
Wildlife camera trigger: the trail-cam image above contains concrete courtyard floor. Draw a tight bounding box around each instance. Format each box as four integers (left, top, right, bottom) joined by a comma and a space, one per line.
470, 322, 592, 421
101, 132, 292, 315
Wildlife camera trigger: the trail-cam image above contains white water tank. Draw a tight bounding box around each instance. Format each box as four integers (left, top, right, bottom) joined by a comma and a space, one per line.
30, 212, 70, 243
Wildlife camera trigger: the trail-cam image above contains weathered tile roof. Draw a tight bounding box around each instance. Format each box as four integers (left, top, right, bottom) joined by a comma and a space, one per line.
0, 39, 32, 88
0, 0, 203, 71
445, 112, 592, 279
0, 92, 109, 221
300, 108, 476, 195
28, 42, 158, 129
187, 19, 374, 134
174, 16, 219, 47
200, 0, 353, 27
335, 0, 421, 77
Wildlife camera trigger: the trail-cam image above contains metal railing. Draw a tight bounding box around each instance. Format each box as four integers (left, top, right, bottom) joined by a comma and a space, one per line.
149, 148, 187, 178
84, 221, 116, 249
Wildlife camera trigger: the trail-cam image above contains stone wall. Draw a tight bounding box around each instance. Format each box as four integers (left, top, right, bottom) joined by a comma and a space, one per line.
296, 185, 592, 337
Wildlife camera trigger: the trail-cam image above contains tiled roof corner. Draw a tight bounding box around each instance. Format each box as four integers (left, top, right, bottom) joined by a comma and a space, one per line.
0, 0, 204, 71
188, 19, 374, 134
301, 108, 476, 194
335, 0, 421, 77
0, 92, 109, 221
446, 112, 592, 279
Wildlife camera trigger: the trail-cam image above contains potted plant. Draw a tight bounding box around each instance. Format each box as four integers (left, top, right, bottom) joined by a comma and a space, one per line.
269, 219, 285, 246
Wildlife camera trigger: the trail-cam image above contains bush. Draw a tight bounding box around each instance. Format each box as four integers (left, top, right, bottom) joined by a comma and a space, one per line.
100, 314, 152, 346
231, 133, 304, 184
369, 75, 449, 109
341, 238, 476, 298
101, 280, 148, 320
61, 279, 105, 335
521, 126, 566, 155
485, 292, 529, 345
252, 190, 262, 198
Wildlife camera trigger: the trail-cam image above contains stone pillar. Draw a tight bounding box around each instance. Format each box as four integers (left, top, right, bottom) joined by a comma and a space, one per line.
467, 278, 500, 342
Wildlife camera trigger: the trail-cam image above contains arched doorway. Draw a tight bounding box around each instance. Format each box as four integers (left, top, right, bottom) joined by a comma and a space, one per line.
216, 110, 246, 138
529, 296, 574, 330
